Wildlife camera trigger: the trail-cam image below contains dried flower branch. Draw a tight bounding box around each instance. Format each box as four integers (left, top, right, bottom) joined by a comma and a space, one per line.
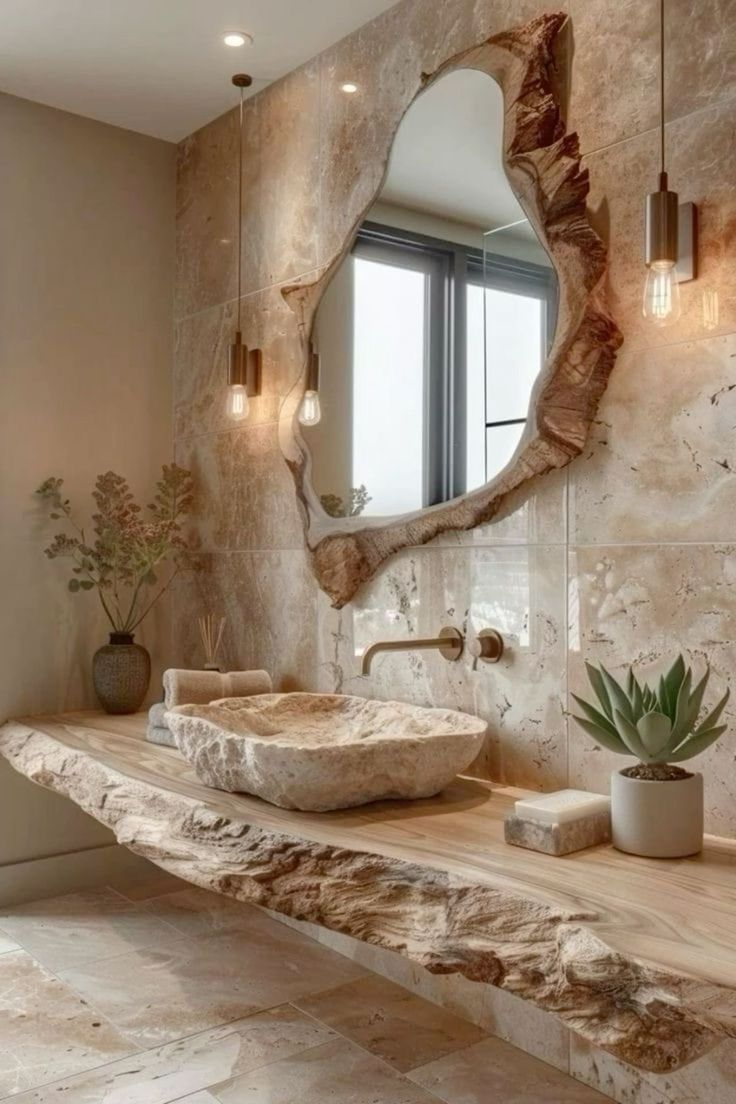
36, 465, 194, 634
320, 485, 372, 519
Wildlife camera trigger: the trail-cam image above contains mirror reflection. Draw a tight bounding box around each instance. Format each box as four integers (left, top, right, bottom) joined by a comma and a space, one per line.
305, 68, 557, 519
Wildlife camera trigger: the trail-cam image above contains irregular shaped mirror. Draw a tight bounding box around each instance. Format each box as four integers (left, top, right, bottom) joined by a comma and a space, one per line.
283, 13, 621, 608
304, 68, 557, 519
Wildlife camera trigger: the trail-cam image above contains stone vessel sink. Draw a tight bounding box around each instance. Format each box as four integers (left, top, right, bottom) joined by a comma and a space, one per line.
166, 693, 487, 812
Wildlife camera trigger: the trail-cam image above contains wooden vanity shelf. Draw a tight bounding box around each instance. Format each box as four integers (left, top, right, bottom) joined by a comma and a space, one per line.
1, 711, 735, 1074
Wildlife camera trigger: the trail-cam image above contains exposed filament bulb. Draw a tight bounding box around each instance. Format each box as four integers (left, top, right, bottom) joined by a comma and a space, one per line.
298, 389, 321, 427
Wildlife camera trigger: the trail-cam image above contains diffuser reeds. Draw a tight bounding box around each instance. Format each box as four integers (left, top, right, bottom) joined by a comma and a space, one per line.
198, 613, 226, 671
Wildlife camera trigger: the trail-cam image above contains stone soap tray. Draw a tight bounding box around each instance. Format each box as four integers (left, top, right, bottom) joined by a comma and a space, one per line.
504, 789, 612, 856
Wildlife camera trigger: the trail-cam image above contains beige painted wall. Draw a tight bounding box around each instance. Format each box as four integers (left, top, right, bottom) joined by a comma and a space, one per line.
0, 92, 175, 865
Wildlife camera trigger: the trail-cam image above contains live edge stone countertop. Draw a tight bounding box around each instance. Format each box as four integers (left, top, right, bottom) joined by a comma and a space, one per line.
1, 711, 735, 1075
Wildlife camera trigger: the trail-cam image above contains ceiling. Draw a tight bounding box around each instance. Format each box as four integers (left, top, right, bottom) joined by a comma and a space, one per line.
379, 68, 533, 239
0, 0, 400, 141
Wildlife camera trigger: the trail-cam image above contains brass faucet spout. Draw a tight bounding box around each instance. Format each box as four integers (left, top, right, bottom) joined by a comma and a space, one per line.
360, 626, 463, 675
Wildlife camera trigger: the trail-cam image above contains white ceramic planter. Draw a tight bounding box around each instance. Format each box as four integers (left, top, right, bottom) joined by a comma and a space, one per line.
610, 769, 704, 858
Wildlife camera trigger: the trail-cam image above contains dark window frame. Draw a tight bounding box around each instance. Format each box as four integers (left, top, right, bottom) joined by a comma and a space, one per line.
353, 221, 556, 503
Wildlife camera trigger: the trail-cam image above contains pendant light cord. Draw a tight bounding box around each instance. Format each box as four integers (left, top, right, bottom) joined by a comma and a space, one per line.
659, 0, 666, 177
237, 85, 244, 332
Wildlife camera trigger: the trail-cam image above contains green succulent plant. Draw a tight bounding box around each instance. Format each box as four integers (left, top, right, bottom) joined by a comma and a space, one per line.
572, 654, 729, 766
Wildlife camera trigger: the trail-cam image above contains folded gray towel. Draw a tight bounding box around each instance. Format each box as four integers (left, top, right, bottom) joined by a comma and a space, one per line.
162, 668, 272, 708
146, 724, 176, 748
148, 701, 167, 728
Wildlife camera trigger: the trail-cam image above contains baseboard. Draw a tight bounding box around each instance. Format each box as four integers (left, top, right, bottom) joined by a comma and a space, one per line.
0, 843, 160, 907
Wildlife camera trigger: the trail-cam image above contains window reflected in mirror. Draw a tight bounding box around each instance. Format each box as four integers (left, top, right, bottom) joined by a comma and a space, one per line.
306, 67, 558, 519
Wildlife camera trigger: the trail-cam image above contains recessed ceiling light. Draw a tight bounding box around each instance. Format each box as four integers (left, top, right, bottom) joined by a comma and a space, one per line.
341, 82, 359, 94
223, 31, 253, 48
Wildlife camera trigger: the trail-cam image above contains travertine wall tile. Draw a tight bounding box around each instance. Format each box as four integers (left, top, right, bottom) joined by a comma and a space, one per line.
566, 0, 660, 154
569, 334, 736, 544
584, 100, 736, 351
316, 544, 567, 791
174, 285, 305, 439
315, 0, 571, 268
172, 552, 318, 691
253, 60, 321, 290
176, 105, 250, 319
568, 543, 736, 836
434, 468, 568, 547
665, 0, 736, 122
173, 0, 736, 846
564, 0, 736, 155
176, 425, 304, 553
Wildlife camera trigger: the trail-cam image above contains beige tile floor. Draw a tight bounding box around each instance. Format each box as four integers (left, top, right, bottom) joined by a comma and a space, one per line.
0, 878, 609, 1102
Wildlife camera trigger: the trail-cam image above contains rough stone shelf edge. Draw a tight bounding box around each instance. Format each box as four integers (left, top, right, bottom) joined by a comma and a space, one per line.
2, 720, 735, 1074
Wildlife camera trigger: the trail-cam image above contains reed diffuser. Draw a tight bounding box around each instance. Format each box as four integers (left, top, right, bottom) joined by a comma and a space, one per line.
198, 613, 226, 672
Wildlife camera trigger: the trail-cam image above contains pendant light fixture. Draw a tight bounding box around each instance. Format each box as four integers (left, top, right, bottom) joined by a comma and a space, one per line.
297, 346, 322, 427
642, 0, 697, 326
226, 73, 262, 421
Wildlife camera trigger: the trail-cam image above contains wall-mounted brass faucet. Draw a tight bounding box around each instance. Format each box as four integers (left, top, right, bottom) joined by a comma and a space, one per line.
360, 626, 463, 676
360, 626, 505, 674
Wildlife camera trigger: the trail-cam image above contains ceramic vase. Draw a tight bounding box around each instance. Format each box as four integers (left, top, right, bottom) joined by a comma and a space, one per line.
610, 769, 703, 858
92, 632, 151, 715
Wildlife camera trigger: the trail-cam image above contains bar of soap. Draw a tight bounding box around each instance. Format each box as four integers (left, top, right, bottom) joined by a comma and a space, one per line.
514, 789, 610, 825
504, 790, 611, 856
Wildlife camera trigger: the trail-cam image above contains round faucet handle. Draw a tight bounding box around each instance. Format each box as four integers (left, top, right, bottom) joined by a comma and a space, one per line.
469, 629, 504, 664
437, 626, 464, 662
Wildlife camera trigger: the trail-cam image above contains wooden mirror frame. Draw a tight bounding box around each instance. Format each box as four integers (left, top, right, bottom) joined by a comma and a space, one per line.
279, 11, 622, 609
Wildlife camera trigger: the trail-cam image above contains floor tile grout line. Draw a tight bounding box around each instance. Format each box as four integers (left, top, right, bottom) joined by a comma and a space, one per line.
15, 896, 375, 1076
207, 1037, 341, 1099
113, 884, 188, 904
0, 949, 148, 1098
275, 1001, 455, 1102
50, 926, 202, 990
0, 996, 329, 1103
259, 943, 607, 1092
0, 892, 202, 979
0, 1012, 250, 1103
10, 989, 443, 1104
0, 893, 599, 1103
59, 912, 307, 979
43, 953, 152, 1044
402, 1016, 571, 1084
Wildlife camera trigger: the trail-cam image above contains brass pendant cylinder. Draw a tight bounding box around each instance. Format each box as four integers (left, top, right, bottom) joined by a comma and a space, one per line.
306, 350, 320, 392
645, 176, 679, 267
228, 332, 247, 387
229, 333, 262, 395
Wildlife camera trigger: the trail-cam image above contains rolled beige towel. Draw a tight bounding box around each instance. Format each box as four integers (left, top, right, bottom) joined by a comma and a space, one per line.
162, 668, 272, 709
